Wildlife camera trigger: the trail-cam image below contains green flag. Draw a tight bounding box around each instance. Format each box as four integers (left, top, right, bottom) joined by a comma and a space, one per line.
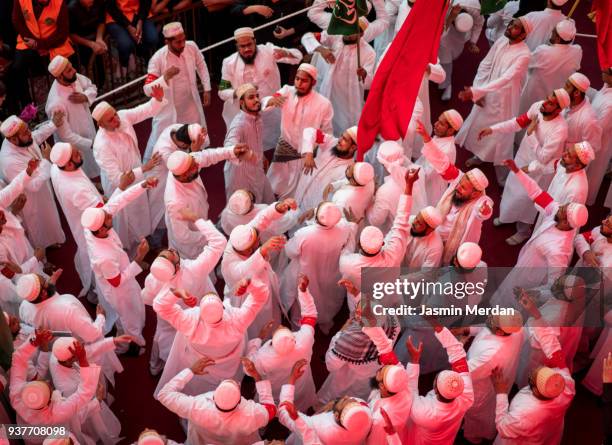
327, 0, 369, 36
481, 0, 508, 15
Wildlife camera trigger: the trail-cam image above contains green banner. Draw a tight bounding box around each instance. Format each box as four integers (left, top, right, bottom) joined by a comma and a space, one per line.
327, 0, 369, 36
481, 0, 508, 15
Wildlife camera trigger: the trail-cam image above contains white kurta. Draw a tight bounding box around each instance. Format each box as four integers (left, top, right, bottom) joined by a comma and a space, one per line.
45, 74, 100, 178
495, 102, 567, 224
84, 183, 148, 342
224, 110, 274, 203
518, 43, 582, 116
164, 146, 235, 259
219, 203, 298, 241
50, 166, 103, 296
523, 8, 566, 51
415, 136, 456, 206
143, 42, 211, 161
219, 42, 302, 150
402, 217, 444, 268
263, 85, 333, 199
438, 1, 484, 64
455, 37, 530, 164
586, 85, 612, 204
158, 368, 274, 445
153, 281, 268, 398
0, 122, 66, 248
93, 98, 163, 248
330, 178, 375, 224
485, 0, 519, 45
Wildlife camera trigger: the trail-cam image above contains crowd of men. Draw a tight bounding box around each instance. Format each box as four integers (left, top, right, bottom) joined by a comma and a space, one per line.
0, 0, 611, 443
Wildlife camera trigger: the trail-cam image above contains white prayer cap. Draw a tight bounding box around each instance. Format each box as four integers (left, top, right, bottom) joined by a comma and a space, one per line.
360, 226, 384, 255
420, 206, 443, 229
234, 27, 255, 40
535, 367, 565, 398
518, 16, 533, 34
566, 203, 588, 228
454, 12, 474, 33
574, 141, 595, 165
553, 88, 571, 109
297, 63, 317, 80
346, 126, 358, 143
81, 207, 106, 231
21, 381, 51, 409
556, 19, 576, 41
52, 337, 76, 361
456, 242, 482, 269
137, 431, 165, 445
228, 190, 252, 215
167, 151, 193, 175
551, 0, 569, 5
377, 141, 404, 167
383, 365, 408, 393
0, 115, 25, 138
229, 225, 258, 251
316, 202, 342, 227
495, 312, 523, 334
353, 162, 374, 186
91, 101, 115, 122
50, 142, 72, 167
48, 55, 69, 77
16, 274, 41, 302
436, 370, 464, 399
340, 402, 372, 431
568, 72, 590, 92
200, 293, 224, 324
235, 83, 257, 100
162, 22, 184, 38
188, 123, 202, 142
150, 257, 176, 282
443, 109, 463, 131
214, 380, 241, 410
465, 168, 488, 191
271, 327, 296, 355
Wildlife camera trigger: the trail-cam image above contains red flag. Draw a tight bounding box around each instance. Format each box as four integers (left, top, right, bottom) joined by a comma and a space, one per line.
356, 0, 449, 161
591, 0, 611, 70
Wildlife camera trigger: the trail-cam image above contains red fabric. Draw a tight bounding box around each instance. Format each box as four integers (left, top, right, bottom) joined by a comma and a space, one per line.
263, 403, 276, 421
378, 351, 400, 365
107, 274, 121, 287
516, 113, 531, 129
582, 230, 594, 244
592, 0, 612, 70
534, 192, 554, 208
441, 164, 460, 181
544, 350, 566, 370
356, 0, 448, 160
553, 159, 560, 173
300, 316, 317, 327
315, 129, 325, 144
451, 357, 469, 374
144, 74, 159, 85
95, 202, 104, 208
1, 267, 15, 279
313, 32, 322, 42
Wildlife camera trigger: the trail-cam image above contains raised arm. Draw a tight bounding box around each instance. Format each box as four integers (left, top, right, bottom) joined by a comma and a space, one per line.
103, 180, 148, 216
184, 219, 228, 275
152, 289, 199, 336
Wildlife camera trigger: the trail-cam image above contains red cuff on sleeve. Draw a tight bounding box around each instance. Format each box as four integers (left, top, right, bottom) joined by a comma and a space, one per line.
273, 93, 281, 98
313, 32, 322, 42
433, 325, 444, 333
263, 403, 277, 421
1, 267, 15, 279
378, 351, 400, 365
553, 159, 560, 173
95, 202, 104, 208
451, 357, 469, 373
106, 274, 121, 288
441, 164, 460, 181
516, 113, 531, 129
582, 231, 594, 245
144, 73, 159, 84
544, 350, 566, 369
534, 192, 554, 208
315, 129, 325, 144
300, 317, 317, 327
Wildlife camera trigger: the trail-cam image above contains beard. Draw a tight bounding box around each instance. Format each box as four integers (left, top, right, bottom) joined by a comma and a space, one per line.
73, 158, 84, 169
239, 47, 258, 65
410, 227, 427, 237
180, 170, 200, 183
332, 145, 352, 159
452, 190, 468, 206
45, 284, 56, 297
296, 87, 312, 97
554, 213, 560, 223
245, 102, 261, 113
63, 73, 77, 84
16, 138, 33, 147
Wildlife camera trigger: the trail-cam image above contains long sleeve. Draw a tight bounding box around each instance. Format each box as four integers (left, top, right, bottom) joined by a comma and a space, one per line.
55, 121, 93, 150
490, 117, 523, 134
81, 76, 98, 104
103, 181, 147, 216
268, 43, 302, 64
68, 306, 105, 343
98, 256, 142, 289
363, 0, 390, 42
513, 170, 556, 213
381, 194, 413, 265
22, 160, 52, 193
300, 127, 337, 155
152, 289, 198, 337
471, 49, 529, 102
422, 138, 460, 181
94, 143, 143, 190
49, 364, 101, 423
192, 146, 236, 168
250, 202, 284, 232
218, 59, 235, 102
9, 341, 37, 406
255, 379, 276, 421
307, 0, 332, 30
0, 170, 29, 208
574, 230, 593, 257
184, 219, 227, 274
193, 45, 211, 91
157, 368, 197, 417
234, 280, 270, 330
494, 392, 538, 440
428, 63, 446, 85
121, 98, 164, 127
367, 188, 394, 227
301, 32, 322, 55
32, 121, 57, 146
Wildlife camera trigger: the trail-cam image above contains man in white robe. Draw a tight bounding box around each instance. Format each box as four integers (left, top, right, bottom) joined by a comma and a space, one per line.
142, 210, 226, 375
485, 0, 519, 45
224, 83, 274, 203
153, 279, 268, 398
143, 22, 211, 162
518, 19, 582, 117
326, 162, 375, 224
480, 88, 569, 244
263, 63, 334, 199
521, 0, 568, 51
456, 18, 531, 184
164, 145, 247, 259
49, 143, 103, 298
219, 26, 302, 150
92, 92, 164, 249
158, 355, 276, 445
402, 206, 444, 268
563, 73, 603, 204
45, 55, 100, 178
82, 179, 158, 350
0, 115, 66, 249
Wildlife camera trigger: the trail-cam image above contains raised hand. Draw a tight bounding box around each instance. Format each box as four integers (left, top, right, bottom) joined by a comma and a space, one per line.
241, 357, 262, 381
96, 304, 106, 318
289, 358, 307, 384
26, 158, 40, 176
260, 235, 286, 259
69, 340, 89, 366
406, 335, 423, 364
143, 152, 162, 173
275, 198, 297, 214
235, 278, 251, 297
32, 329, 53, 349
491, 366, 510, 394
298, 274, 309, 292
280, 400, 299, 420
502, 159, 519, 173
338, 278, 359, 296
172, 288, 197, 307
478, 127, 493, 140
415, 120, 430, 141
258, 320, 276, 340
191, 356, 215, 375
150, 85, 164, 102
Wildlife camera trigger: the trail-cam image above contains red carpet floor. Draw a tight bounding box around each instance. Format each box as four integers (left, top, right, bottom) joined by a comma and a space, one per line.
44, 2, 607, 443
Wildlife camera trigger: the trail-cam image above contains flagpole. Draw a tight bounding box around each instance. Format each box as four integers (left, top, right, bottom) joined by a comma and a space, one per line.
357, 31, 363, 83
568, 0, 580, 17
